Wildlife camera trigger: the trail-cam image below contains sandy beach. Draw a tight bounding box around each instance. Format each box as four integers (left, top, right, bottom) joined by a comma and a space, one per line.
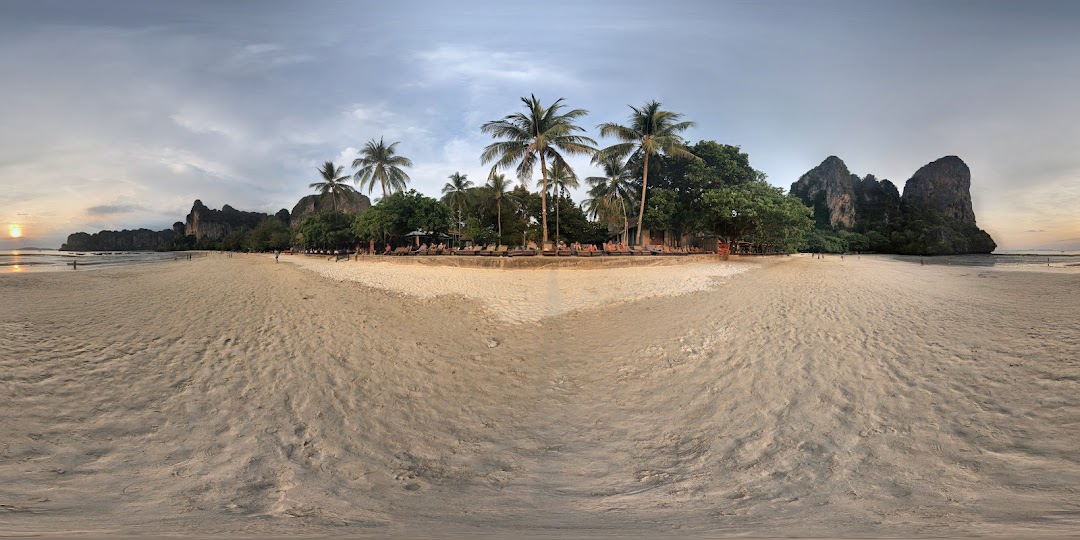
2, 254, 1079, 537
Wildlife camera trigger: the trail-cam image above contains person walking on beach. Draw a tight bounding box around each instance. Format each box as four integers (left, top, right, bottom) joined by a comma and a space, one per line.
275, 250, 280, 263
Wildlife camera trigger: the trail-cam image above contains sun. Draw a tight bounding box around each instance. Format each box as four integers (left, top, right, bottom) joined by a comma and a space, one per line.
8, 224, 22, 238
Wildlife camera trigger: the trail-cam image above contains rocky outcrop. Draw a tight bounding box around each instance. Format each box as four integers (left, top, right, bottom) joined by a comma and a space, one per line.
791, 155, 995, 255
290, 191, 371, 226
789, 156, 857, 228
61, 228, 176, 251
853, 174, 902, 227
901, 156, 977, 225
184, 200, 284, 241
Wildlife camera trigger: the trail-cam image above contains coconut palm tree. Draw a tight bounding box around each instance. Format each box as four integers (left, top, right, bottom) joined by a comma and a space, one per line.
442, 172, 473, 245
486, 170, 513, 244
481, 95, 596, 247
545, 161, 579, 243
309, 161, 357, 212
596, 101, 697, 245
352, 137, 413, 199
585, 155, 635, 243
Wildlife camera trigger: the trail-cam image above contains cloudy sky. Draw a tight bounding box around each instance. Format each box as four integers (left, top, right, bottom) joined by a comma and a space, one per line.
2, 0, 1078, 250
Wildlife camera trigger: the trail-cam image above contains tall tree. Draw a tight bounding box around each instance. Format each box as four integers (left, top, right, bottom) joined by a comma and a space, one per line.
597, 101, 697, 245
352, 137, 413, 199
441, 172, 473, 245
309, 161, 357, 212
486, 170, 513, 244
545, 161, 579, 243
480, 94, 596, 247
585, 155, 635, 243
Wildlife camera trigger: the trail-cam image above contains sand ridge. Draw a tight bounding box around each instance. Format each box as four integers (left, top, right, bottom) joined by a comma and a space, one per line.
284, 254, 755, 323
1, 253, 1078, 537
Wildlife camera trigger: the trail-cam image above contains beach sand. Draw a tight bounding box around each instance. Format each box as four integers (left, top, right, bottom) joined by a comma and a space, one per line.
2, 253, 1078, 537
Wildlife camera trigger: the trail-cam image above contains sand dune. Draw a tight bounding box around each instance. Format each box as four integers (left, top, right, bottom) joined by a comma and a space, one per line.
2, 253, 1078, 537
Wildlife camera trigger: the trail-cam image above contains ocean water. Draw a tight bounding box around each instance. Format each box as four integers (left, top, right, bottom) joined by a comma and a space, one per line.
0, 249, 196, 273
899, 251, 1080, 269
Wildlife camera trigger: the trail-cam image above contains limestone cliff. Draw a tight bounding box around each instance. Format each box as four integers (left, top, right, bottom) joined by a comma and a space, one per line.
901, 156, 977, 225
61, 228, 177, 251
184, 200, 283, 241
853, 174, 902, 227
290, 191, 371, 226
789, 156, 857, 228
791, 155, 995, 255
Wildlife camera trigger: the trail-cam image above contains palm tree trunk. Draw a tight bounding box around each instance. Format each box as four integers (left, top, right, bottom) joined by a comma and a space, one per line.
636, 153, 649, 246
555, 188, 560, 243
497, 197, 502, 244
623, 210, 629, 244
539, 154, 549, 246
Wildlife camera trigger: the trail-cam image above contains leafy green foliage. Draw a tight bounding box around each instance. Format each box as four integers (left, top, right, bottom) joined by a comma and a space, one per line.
296, 211, 358, 249
244, 217, 292, 251
701, 181, 813, 252
352, 190, 451, 242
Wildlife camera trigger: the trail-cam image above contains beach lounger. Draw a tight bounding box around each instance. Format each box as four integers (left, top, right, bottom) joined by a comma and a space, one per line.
494, 245, 508, 256
542, 242, 556, 256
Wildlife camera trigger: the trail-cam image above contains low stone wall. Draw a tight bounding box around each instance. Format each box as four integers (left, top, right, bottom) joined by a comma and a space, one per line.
322, 253, 735, 269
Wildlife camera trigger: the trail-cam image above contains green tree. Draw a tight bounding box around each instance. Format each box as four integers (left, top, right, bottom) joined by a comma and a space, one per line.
596, 101, 697, 245
642, 188, 676, 244
701, 182, 812, 252
352, 137, 413, 199
296, 211, 358, 250
545, 161, 579, 243
309, 161, 357, 212
441, 172, 473, 245
481, 94, 597, 246
353, 190, 451, 244
486, 170, 513, 244
585, 155, 635, 243
245, 217, 292, 251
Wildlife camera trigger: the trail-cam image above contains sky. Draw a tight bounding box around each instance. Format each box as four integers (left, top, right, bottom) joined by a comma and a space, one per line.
1, 0, 1078, 250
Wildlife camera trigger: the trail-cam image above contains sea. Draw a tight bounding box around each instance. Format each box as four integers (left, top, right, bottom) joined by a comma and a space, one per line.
0, 248, 197, 273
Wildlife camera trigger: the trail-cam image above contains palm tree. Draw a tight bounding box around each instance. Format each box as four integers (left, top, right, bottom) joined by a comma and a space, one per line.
309, 161, 357, 212
486, 170, 513, 244
585, 155, 635, 243
545, 161, 579, 243
352, 137, 413, 199
442, 172, 473, 245
481, 94, 596, 247
596, 101, 697, 245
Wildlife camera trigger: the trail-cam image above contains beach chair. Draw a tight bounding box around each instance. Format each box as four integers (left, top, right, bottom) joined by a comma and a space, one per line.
557, 244, 572, 256
494, 245, 508, 256
542, 242, 556, 256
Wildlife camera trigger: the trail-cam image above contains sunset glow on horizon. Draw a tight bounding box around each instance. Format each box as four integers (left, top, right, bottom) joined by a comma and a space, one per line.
8, 224, 23, 238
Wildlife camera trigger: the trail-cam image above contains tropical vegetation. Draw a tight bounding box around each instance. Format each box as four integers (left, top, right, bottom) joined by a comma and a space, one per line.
167, 96, 833, 255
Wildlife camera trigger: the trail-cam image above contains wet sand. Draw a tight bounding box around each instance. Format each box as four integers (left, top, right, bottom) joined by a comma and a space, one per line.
2, 253, 1078, 537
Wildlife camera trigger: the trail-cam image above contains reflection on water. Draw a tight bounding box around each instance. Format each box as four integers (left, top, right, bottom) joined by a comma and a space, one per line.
1, 249, 202, 273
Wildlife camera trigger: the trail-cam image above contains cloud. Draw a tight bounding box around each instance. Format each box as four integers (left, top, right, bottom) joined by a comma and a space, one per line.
87, 204, 146, 215
413, 44, 579, 89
